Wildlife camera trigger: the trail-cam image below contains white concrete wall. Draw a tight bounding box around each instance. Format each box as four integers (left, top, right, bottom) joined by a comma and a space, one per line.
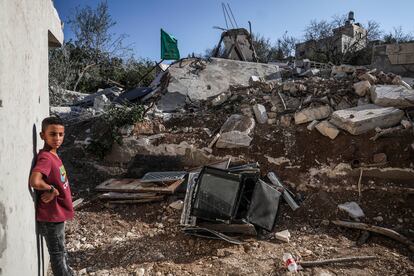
0, 0, 63, 275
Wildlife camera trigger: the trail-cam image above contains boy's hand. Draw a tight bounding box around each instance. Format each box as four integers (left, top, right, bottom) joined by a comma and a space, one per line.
41, 188, 59, 203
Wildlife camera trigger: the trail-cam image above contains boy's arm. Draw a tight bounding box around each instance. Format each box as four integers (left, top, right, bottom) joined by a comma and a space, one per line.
30, 172, 59, 203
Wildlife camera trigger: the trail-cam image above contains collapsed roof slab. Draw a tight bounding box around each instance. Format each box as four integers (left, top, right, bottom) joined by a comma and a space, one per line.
330, 104, 404, 135
157, 58, 281, 112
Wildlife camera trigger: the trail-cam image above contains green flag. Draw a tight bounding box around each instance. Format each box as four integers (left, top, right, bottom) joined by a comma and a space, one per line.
161, 29, 180, 60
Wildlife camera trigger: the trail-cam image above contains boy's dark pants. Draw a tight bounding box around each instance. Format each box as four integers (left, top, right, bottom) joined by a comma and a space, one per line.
38, 221, 73, 276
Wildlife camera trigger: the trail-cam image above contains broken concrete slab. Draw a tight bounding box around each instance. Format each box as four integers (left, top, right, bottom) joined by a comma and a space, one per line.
253, 104, 268, 124
330, 104, 404, 135
338, 202, 365, 219
159, 58, 281, 111
216, 114, 255, 148
294, 105, 332, 124
353, 80, 371, 96
156, 92, 187, 112
370, 85, 414, 108
315, 121, 340, 139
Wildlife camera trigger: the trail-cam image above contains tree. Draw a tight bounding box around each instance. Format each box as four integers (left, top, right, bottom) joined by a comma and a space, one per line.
68, 1, 131, 91
383, 26, 414, 44
49, 1, 155, 94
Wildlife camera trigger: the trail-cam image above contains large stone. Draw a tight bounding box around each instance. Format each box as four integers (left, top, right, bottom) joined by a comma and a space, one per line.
338, 202, 365, 219
315, 121, 340, 139
330, 104, 404, 135
370, 85, 414, 108
359, 72, 377, 84
353, 80, 371, 96
294, 105, 332, 124
216, 114, 255, 148
159, 58, 281, 111
252, 104, 268, 124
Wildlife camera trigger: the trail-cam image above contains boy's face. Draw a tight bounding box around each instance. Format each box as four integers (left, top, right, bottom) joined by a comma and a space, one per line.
40, 124, 65, 150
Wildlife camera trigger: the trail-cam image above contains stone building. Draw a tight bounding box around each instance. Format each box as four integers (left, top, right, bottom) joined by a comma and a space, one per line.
0, 0, 63, 275
296, 11, 368, 60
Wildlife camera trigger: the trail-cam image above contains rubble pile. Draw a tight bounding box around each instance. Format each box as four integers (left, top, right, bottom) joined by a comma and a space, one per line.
56, 57, 414, 275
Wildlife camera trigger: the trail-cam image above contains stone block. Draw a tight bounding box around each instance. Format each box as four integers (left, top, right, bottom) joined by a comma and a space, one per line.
294, 105, 332, 124
330, 104, 404, 135
338, 202, 365, 219
216, 114, 255, 148
371, 85, 414, 108
315, 121, 340, 139
353, 80, 371, 96
253, 104, 268, 124
359, 72, 377, 84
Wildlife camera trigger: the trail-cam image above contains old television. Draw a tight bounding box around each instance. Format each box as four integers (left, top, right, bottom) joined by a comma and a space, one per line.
191, 167, 245, 222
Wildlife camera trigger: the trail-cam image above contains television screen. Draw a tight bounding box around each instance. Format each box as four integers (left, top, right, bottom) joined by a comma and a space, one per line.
192, 167, 243, 221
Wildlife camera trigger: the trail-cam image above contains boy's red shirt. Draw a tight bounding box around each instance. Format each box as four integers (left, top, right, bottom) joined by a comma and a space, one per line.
32, 150, 74, 222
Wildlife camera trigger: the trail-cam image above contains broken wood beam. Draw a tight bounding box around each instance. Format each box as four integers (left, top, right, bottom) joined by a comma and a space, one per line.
300, 255, 376, 267
332, 220, 414, 252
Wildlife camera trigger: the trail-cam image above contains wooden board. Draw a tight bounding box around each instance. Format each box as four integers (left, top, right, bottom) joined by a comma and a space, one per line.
108, 197, 165, 204
99, 192, 160, 200
95, 178, 184, 194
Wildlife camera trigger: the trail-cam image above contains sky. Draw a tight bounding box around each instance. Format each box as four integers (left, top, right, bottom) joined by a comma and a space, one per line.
54, 0, 414, 61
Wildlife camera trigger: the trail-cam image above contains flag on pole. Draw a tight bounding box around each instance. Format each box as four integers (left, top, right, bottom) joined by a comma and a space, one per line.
161, 29, 180, 60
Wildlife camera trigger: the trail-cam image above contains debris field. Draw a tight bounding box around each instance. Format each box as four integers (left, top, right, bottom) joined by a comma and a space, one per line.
52, 57, 414, 275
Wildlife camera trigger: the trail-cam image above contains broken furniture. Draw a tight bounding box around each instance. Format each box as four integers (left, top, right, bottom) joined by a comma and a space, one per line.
95, 178, 185, 204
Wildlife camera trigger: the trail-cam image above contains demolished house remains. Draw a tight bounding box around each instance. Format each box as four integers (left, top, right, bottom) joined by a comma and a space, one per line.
49, 24, 414, 273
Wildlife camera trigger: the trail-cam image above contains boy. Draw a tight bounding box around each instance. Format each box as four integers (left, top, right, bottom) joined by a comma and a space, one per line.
30, 117, 74, 276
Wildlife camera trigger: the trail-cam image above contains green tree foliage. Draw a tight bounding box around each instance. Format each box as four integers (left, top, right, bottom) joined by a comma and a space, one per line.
49, 1, 155, 93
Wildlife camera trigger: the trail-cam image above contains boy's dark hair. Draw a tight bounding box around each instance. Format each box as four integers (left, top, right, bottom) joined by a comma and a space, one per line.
41, 117, 64, 132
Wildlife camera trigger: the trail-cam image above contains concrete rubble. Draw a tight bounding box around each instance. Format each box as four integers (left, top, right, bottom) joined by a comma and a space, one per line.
53, 57, 414, 275
338, 202, 365, 219
252, 104, 268, 124
294, 105, 332, 124
315, 120, 340, 140
330, 104, 404, 135
215, 114, 255, 148
353, 80, 371, 96
370, 85, 414, 108
157, 58, 281, 112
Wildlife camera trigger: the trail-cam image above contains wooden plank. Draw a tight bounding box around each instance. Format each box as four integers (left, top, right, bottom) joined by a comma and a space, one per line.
99, 192, 159, 200
95, 178, 184, 194
108, 197, 165, 204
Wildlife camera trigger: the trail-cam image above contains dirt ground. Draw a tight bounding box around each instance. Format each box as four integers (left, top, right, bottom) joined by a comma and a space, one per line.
58, 105, 414, 276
